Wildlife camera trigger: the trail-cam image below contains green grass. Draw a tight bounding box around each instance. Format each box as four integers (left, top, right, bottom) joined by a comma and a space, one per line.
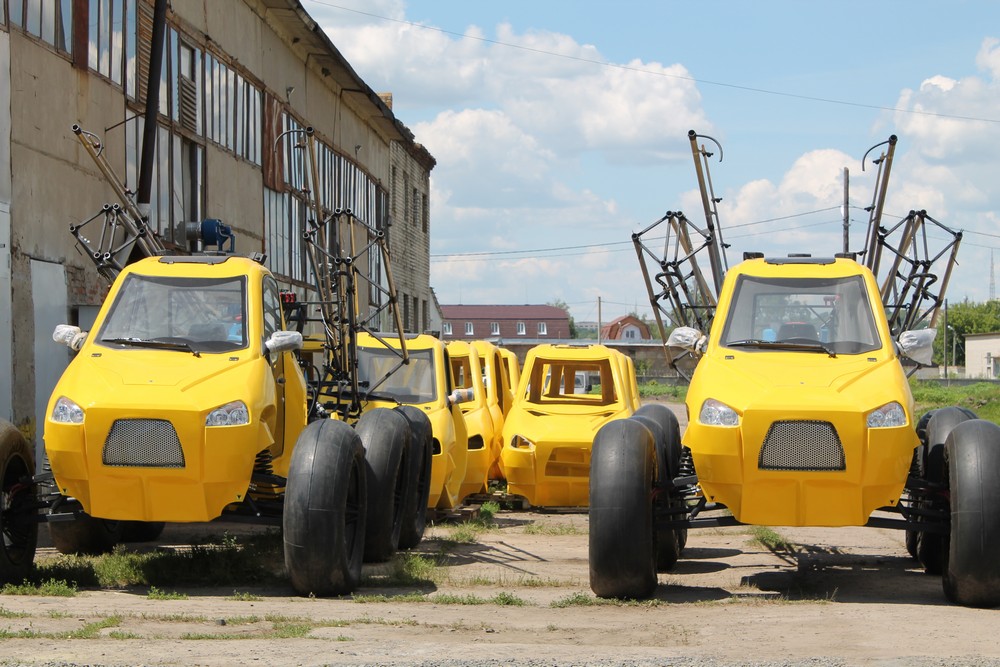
30, 530, 284, 590
0, 606, 28, 618
748, 526, 792, 552
227, 591, 263, 602
360, 552, 440, 588
522, 522, 586, 536
146, 586, 188, 600
910, 380, 1000, 424
637, 381, 688, 401
1, 578, 78, 597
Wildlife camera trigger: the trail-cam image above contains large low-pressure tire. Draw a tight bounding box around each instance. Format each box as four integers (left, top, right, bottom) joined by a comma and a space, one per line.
283, 419, 367, 597
0, 421, 38, 584
394, 406, 433, 550
943, 419, 1000, 608
630, 409, 678, 572
633, 403, 686, 569
355, 408, 410, 563
589, 419, 657, 599
915, 407, 975, 574
49, 507, 123, 556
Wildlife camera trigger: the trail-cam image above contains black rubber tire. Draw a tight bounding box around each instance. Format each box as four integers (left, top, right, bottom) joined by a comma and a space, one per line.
120, 521, 167, 543
355, 408, 409, 563
394, 406, 433, 550
633, 404, 685, 569
630, 411, 678, 572
633, 404, 682, 480
916, 407, 974, 574
943, 419, 1000, 608
589, 419, 657, 599
49, 508, 123, 556
0, 421, 38, 584
283, 418, 366, 597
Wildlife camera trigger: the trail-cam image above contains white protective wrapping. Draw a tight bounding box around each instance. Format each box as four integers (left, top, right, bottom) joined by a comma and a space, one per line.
667, 326, 707, 354
52, 324, 87, 351
898, 328, 937, 366
264, 330, 303, 354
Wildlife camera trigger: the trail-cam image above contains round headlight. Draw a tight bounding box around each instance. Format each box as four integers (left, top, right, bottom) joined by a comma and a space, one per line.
51, 396, 85, 424
699, 398, 739, 427
206, 401, 250, 427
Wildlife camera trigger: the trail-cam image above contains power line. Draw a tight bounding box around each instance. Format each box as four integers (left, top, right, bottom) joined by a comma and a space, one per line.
305, 1, 1000, 125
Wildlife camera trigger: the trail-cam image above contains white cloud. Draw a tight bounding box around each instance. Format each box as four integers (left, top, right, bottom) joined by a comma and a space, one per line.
309, 1, 1000, 312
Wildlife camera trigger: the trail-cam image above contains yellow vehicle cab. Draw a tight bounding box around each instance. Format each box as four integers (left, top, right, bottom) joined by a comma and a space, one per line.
682, 256, 916, 526
471, 340, 513, 480
355, 332, 469, 509
501, 343, 637, 506
448, 341, 498, 500
44, 255, 308, 523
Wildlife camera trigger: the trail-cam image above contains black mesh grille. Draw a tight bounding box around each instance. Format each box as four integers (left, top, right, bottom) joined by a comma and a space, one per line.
103, 419, 186, 468
759, 420, 845, 471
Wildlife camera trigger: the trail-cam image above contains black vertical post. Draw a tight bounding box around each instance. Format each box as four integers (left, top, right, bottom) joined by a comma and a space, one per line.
136, 0, 168, 218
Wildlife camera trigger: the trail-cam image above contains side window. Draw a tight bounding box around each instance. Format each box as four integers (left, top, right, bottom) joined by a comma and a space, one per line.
262, 276, 283, 342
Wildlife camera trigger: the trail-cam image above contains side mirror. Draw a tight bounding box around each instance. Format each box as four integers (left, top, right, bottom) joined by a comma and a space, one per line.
898, 329, 936, 366
53, 324, 88, 351
667, 326, 707, 354
265, 330, 303, 355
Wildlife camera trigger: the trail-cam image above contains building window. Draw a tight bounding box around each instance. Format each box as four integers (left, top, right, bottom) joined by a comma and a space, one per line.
422, 193, 429, 234
465, 322, 474, 336
412, 187, 419, 226
517, 321, 526, 336
443, 322, 452, 336
264, 187, 306, 283
490, 322, 499, 336
624, 327, 637, 339
538, 322, 547, 336
403, 174, 410, 223
204, 52, 261, 164
391, 166, 397, 215
10, 0, 72, 54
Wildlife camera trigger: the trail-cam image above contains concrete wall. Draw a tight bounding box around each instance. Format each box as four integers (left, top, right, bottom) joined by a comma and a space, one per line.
0, 30, 11, 421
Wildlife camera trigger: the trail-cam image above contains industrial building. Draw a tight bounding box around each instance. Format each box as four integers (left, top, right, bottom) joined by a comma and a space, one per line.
0, 0, 435, 448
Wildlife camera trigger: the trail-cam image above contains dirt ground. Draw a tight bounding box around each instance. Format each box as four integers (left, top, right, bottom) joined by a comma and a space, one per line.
2, 405, 998, 666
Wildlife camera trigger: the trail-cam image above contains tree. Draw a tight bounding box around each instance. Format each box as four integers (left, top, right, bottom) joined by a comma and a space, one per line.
548, 298, 578, 339
934, 299, 1000, 367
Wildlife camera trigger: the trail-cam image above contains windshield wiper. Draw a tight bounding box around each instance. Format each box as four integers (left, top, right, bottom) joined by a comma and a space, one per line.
102, 337, 201, 357
727, 339, 836, 358
360, 390, 401, 404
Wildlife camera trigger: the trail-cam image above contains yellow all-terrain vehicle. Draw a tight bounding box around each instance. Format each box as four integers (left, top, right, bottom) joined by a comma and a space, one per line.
502, 343, 638, 507
589, 131, 1000, 608
0, 126, 430, 595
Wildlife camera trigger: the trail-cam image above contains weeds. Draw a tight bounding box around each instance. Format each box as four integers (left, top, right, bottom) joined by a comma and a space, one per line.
1, 578, 77, 597
146, 586, 188, 600
522, 522, 586, 536
749, 526, 792, 552
30, 530, 284, 590
227, 591, 263, 602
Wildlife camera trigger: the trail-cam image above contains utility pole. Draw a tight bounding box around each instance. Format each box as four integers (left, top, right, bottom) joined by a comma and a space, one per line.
843, 168, 850, 254
943, 299, 949, 382
597, 296, 602, 344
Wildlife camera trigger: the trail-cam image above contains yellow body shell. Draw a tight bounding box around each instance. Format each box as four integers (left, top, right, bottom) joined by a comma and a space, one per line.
44, 256, 308, 522
684, 258, 918, 526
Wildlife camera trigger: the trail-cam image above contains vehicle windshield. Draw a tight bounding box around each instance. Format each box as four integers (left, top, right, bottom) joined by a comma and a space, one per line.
356, 346, 438, 404
96, 274, 248, 353
719, 275, 881, 355
522, 358, 616, 406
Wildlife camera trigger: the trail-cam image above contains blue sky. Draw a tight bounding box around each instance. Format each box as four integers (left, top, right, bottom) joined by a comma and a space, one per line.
303, 0, 1000, 323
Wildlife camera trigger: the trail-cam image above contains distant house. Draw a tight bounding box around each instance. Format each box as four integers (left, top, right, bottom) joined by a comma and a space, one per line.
600, 315, 652, 341
965, 332, 1000, 379
441, 305, 571, 340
